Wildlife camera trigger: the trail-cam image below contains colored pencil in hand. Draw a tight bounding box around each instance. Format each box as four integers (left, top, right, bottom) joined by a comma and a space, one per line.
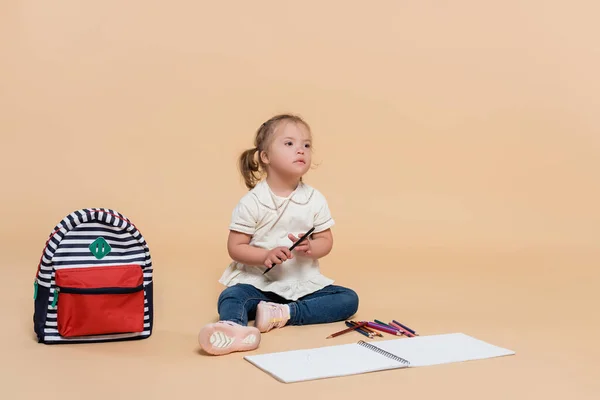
263, 227, 315, 275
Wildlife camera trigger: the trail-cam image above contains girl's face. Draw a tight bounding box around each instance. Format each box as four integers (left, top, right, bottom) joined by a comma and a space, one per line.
261, 121, 312, 180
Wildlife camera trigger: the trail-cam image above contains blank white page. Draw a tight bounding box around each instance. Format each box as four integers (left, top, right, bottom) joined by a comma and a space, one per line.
374, 333, 515, 367
244, 341, 406, 383
244, 333, 515, 383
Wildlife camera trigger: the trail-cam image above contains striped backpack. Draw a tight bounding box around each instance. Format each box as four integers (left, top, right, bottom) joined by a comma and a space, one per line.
33, 208, 154, 344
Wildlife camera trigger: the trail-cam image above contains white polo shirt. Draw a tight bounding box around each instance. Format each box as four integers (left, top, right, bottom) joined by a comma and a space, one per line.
218, 179, 336, 301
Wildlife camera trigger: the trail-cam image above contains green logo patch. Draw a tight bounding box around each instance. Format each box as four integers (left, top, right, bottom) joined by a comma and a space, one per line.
89, 237, 112, 260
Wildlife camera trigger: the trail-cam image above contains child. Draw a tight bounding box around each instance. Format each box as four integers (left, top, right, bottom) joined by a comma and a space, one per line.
198, 114, 359, 356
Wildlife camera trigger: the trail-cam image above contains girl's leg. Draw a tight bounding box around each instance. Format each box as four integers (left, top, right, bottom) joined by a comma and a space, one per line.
217, 283, 272, 325
287, 285, 359, 325
254, 285, 359, 332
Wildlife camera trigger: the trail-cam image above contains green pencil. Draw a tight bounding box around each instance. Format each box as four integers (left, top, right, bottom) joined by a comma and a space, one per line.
375, 319, 398, 329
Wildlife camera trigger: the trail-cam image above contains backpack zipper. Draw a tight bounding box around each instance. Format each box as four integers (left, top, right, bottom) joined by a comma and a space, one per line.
51, 284, 143, 307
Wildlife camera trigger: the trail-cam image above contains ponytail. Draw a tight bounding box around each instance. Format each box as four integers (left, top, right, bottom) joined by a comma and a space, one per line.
239, 147, 262, 189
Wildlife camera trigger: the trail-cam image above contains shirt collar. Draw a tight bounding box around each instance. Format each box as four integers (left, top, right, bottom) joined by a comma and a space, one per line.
251, 179, 314, 210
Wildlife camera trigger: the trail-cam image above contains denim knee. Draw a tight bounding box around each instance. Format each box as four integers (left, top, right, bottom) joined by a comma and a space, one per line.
339, 287, 359, 318
217, 284, 249, 308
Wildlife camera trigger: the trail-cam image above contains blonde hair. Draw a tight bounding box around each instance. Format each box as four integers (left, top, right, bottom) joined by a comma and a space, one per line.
239, 114, 311, 189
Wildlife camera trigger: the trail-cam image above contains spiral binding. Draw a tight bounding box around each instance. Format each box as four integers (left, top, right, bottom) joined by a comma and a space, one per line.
357, 340, 410, 366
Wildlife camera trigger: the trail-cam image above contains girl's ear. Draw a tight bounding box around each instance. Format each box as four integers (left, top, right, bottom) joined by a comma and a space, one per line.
260, 150, 269, 165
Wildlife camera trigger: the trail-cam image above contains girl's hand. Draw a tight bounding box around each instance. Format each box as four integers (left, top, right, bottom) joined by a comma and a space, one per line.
288, 233, 311, 256
264, 246, 293, 269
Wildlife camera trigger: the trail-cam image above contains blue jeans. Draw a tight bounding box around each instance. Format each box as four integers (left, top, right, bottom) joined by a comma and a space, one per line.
217, 283, 359, 326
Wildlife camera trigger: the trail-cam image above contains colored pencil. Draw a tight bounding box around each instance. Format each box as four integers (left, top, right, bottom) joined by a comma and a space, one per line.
364, 322, 403, 336
374, 319, 399, 331
345, 321, 373, 338
356, 322, 383, 337
263, 227, 315, 275
392, 320, 418, 336
389, 321, 415, 337
347, 321, 374, 338
345, 321, 369, 338
326, 321, 368, 339
374, 319, 404, 335
388, 321, 406, 333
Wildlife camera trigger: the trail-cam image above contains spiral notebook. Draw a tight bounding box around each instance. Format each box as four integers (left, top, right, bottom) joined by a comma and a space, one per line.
244, 333, 515, 383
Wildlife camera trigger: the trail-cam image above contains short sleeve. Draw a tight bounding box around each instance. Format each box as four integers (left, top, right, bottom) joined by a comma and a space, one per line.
228, 197, 259, 235
313, 190, 335, 233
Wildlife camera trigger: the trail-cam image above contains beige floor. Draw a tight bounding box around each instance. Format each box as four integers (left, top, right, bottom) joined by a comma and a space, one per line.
3, 1, 600, 398
3, 243, 599, 399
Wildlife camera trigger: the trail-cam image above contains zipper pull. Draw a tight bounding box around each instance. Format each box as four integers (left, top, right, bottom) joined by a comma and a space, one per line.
51, 288, 59, 307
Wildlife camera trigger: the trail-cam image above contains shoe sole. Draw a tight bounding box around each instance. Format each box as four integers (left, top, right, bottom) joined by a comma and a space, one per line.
199, 323, 260, 356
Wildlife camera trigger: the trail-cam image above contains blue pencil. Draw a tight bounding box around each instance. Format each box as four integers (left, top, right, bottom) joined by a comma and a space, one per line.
345, 321, 372, 338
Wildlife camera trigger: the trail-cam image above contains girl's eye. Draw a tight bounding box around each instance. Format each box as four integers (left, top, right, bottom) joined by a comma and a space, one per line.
285, 141, 293, 146
304, 143, 311, 148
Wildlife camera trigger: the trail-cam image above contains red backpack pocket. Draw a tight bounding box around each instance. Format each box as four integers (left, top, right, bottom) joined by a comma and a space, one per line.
54, 265, 145, 337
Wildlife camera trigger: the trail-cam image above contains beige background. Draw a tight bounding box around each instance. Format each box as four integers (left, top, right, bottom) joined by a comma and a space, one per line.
1, 1, 599, 398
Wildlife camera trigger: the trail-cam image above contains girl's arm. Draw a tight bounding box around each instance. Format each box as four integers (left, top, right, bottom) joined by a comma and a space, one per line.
227, 231, 269, 266
307, 229, 333, 259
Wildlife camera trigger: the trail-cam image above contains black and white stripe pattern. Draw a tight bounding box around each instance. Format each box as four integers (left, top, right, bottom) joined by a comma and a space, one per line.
34, 208, 153, 344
